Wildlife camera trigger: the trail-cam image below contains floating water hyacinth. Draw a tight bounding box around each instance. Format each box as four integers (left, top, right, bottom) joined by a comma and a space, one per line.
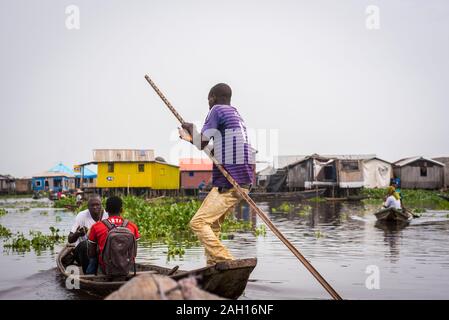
0, 224, 12, 238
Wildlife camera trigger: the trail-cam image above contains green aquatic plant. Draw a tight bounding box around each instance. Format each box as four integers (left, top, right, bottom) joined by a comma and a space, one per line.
39, 211, 48, 216
314, 230, 325, 238
0, 224, 12, 238
253, 225, 266, 237
53, 196, 77, 208
120, 196, 254, 259
274, 202, 294, 213
55, 215, 62, 222
3, 227, 65, 253
3, 233, 31, 252
0, 208, 7, 216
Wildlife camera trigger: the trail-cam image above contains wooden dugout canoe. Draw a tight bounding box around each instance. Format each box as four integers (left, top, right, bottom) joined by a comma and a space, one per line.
373, 207, 413, 222
56, 244, 256, 299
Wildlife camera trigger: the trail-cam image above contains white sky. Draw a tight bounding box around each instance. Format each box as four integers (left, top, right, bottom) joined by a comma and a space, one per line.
1, 0, 448, 177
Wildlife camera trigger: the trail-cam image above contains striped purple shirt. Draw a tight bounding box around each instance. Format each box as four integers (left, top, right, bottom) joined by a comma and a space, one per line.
201, 104, 254, 188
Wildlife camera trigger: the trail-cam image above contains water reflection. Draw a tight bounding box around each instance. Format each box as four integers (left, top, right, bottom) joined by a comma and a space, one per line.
1, 198, 449, 299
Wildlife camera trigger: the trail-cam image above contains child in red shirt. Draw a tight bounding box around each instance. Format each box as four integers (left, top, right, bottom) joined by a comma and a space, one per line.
87, 196, 140, 274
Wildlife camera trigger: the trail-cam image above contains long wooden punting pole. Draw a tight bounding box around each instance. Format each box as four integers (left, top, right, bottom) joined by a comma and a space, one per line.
144, 74, 343, 300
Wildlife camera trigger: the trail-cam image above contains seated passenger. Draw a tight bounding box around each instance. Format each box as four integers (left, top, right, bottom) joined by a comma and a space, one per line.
67, 195, 108, 274
383, 186, 402, 210
87, 196, 140, 276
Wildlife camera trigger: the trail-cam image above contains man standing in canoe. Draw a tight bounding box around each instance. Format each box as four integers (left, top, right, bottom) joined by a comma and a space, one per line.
179, 83, 254, 265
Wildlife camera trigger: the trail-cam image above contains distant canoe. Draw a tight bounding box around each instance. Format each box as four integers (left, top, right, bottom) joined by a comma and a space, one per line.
374, 207, 413, 222
57, 244, 256, 299
198, 188, 326, 201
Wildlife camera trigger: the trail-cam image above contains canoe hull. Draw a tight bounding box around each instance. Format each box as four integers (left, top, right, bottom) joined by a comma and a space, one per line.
374, 207, 413, 222
57, 245, 256, 299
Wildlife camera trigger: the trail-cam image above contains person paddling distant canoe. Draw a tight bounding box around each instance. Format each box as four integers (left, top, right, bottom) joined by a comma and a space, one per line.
179, 83, 254, 266
383, 186, 402, 210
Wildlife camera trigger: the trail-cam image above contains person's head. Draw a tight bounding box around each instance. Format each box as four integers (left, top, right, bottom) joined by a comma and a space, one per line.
106, 196, 123, 216
87, 195, 102, 216
208, 83, 232, 109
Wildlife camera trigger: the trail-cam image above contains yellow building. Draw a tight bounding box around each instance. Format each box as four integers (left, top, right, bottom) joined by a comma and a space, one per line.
92, 149, 179, 190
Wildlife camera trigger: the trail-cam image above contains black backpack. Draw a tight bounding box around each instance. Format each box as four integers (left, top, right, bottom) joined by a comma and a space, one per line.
101, 219, 137, 277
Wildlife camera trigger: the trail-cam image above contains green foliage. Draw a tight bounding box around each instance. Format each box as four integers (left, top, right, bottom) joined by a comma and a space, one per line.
314, 230, 325, 238
253, 225, 266, 237
3, 227, 65, 253
0, 208, 7, 216
272, 202, 294, 213
0, 224, 12, 238
297, 205, 312, 217
360, 188, 388, 199
53, 196, 76, 209
39, 211, 48, 216
120, 196, 254, 259
55, 215, 62, 222
4, 233, 31, 252
222, 216, 252, 233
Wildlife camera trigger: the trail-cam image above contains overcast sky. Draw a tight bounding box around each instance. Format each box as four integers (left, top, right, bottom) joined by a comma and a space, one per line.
1, 0, 448, 177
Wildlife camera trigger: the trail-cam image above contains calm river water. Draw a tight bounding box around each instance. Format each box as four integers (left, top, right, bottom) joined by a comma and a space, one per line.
1, 197, 449, 300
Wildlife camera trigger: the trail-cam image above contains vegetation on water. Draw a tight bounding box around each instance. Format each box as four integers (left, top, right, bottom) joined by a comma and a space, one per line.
271, 202, 294, 213
253, 225, 266, 236
297, 205, 312, 217
0, 194, 33, 199
360, 188, 449, 211
0, 224, 12, 238
120, 196, 262, 259
0, 208, 7, 216
52, 196, 77, 209
3, 227, 65, 253
314, 230, 325, 238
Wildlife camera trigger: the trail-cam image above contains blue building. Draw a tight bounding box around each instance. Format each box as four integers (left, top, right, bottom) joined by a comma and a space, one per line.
73, 165, 97, 188
32, 163, 76, 192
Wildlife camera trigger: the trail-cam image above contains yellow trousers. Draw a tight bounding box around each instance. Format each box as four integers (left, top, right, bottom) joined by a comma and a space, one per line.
189, 187, 248, 265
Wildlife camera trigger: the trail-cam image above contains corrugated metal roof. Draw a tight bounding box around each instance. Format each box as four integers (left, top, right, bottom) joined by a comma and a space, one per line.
319, 154, 377, 160
257, 165, 277, 176
48, 163, 74, 175
394, 156, 445, 167
179, 158, 213, 171
283, 154, 378, 168
93, 149, 155, 162
274, 155, 308, 168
